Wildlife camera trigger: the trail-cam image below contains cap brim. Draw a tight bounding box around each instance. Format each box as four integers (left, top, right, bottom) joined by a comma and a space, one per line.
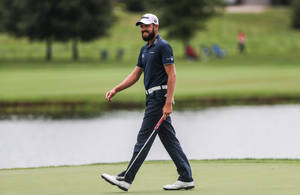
136, 19, 152, 26
136, 22, 142, 26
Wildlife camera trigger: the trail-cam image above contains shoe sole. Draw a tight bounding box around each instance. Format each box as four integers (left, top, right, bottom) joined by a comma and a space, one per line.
101, 175, 128, 191
163, 186, 195, 190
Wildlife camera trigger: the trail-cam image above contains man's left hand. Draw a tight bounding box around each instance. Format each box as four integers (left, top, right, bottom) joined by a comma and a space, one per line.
163, 102, 172, 119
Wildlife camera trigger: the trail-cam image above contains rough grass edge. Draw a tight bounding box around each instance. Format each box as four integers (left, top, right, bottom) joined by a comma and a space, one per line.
1, 159, 300, 171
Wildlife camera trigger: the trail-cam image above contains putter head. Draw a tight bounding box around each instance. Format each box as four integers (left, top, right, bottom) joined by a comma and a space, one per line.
116, 176, 125, 181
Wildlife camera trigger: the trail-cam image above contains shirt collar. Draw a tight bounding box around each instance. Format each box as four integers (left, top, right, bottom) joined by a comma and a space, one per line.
148, 34, 160, 48
153, 34, 160, 45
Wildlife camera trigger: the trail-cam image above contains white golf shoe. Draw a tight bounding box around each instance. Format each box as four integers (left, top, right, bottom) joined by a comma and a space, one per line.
163, 180, 195, 190
101, 173, 130, 191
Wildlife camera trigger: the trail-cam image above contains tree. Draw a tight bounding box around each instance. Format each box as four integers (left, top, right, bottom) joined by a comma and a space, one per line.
0, 0, 115, 61
272, 0, 291, 5
120, 0, 145, 12
292, 0, 300, 29
0, 2, 2, 31
147, 0, 223, 55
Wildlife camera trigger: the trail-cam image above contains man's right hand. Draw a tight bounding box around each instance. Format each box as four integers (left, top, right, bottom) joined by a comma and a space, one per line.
106, 89, 117, 102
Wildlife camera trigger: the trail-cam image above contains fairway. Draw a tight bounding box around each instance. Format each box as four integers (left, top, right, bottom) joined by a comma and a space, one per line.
1, 160, 300, 195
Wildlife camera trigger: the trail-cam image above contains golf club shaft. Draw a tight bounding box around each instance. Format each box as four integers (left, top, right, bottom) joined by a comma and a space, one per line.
123, 115, 165, 179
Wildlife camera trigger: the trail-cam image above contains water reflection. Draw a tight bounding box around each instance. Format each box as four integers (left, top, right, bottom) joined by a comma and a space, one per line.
0, 105, 300, 169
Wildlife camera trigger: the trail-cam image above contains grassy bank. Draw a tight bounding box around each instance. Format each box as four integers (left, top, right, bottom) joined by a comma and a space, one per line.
1, 60, 300, 118
1, 160, 300, 195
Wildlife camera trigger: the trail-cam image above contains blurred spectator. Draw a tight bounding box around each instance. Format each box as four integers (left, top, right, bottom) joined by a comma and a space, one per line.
185, 45, 198, 60
238, 31, 246, 54
101, 49, 108, 60
116, 48, 125, 61
200, 44, 211, 61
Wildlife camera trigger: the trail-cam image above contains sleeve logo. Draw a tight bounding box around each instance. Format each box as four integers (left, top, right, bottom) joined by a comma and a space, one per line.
166, 56, 174, 61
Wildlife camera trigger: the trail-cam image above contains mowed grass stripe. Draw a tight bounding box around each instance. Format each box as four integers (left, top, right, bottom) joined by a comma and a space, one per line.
1, 64, 300, 102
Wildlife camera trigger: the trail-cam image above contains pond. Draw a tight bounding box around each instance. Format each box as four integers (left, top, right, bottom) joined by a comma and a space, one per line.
1, 105, 300, 169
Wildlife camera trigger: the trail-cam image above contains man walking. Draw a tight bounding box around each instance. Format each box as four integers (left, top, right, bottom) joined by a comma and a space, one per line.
101, 13, 194, 191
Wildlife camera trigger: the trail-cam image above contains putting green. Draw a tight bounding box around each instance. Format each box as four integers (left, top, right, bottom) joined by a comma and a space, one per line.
1, 160, 300, 195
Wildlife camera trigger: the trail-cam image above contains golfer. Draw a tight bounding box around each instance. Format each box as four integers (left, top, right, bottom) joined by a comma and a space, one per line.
101, 13, 194, 191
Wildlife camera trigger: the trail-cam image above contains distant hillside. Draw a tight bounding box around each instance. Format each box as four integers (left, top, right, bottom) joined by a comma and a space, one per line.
0, 7, 299, 62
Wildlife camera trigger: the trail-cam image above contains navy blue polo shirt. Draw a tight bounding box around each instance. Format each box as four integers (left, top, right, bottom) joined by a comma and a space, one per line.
137, 35, 175, 90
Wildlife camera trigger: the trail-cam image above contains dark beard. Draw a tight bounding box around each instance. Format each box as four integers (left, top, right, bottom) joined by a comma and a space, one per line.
142, 28, 155, 42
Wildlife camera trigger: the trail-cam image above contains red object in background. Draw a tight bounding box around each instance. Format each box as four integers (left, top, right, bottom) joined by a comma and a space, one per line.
186, 46, 198, 59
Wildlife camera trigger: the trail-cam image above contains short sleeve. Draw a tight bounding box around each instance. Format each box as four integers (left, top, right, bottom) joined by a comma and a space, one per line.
161, 43, 175, 65
136, 48, 144, 68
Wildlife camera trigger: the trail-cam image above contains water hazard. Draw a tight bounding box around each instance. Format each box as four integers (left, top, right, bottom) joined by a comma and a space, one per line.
1, 105, 300, 169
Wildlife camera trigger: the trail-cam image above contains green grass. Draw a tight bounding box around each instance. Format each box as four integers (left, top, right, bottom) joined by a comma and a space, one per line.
1, 160, 300, 195
1, 61, 300, 102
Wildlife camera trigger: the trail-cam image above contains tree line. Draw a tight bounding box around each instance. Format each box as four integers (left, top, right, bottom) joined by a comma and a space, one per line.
0, 0, 115, 61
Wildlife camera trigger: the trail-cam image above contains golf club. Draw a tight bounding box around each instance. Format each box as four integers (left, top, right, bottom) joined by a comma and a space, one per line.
117, 115, 165, 181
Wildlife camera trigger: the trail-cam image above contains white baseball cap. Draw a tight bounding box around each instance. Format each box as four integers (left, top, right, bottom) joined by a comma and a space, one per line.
136, 13, 159, 26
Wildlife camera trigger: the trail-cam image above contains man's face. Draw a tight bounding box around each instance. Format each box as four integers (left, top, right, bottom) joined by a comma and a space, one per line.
140, 23, 157, 42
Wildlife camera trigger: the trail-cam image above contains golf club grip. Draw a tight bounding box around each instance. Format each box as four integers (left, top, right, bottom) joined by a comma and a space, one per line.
154, 115, 165, 130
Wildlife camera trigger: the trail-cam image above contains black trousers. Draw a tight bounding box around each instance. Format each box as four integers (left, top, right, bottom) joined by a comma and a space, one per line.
118, 90, 193, 184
